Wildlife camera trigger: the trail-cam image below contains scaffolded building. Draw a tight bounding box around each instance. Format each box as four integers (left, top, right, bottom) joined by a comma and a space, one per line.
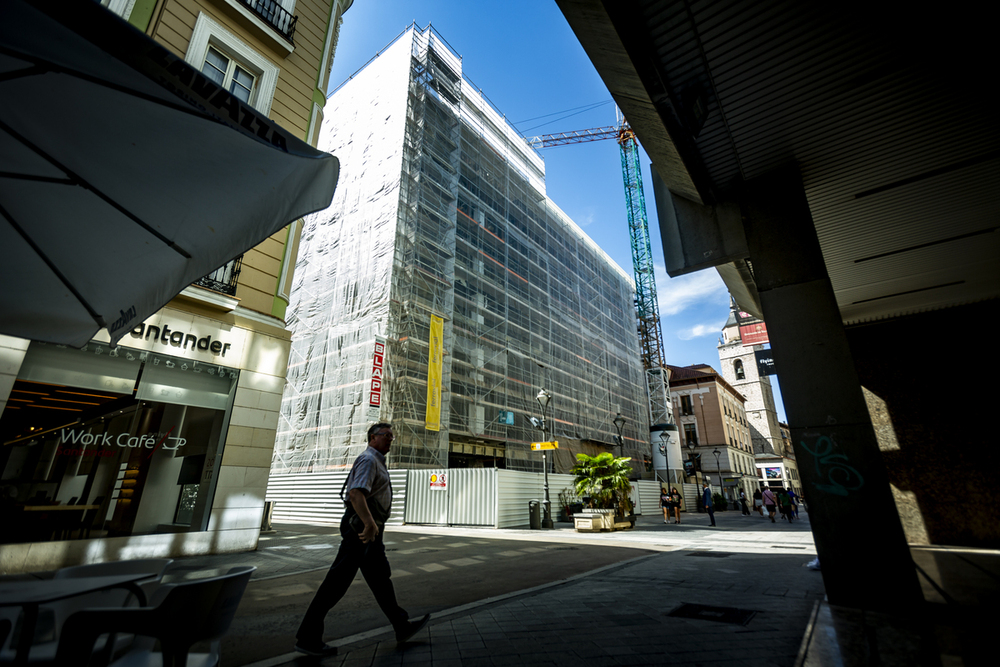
270, 26, 649, 478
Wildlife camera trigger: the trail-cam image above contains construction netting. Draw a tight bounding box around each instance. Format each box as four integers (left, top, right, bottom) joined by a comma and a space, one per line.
271, 26, 650, 476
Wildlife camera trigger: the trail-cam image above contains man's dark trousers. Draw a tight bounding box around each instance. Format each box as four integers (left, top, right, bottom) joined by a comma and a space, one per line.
706, 505, 716, 526
297, 514, 408, 644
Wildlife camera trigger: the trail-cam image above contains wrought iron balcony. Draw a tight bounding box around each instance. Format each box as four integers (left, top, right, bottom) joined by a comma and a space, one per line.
193, 255, 242, 296
239, 0, 297, 43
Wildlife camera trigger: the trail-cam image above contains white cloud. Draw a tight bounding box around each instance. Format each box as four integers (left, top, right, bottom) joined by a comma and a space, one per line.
654, 265, 728, 316
677, 321, 727, 341
575, 207, 596, 227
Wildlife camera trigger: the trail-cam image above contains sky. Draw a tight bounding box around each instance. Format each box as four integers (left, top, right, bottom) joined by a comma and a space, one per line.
327, 0, 785, 422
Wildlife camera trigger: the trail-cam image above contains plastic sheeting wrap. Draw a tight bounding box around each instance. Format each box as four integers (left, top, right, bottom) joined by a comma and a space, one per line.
271, 32, 413, 473
271, 26, 650, 478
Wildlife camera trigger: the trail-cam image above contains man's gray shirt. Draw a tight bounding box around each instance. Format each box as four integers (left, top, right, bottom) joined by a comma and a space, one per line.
345, 446, 392, 514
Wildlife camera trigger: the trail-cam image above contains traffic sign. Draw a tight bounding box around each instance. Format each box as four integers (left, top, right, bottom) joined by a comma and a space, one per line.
530, 441, 559, 450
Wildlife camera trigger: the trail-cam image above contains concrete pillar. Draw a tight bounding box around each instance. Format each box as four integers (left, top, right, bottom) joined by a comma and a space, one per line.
740, 165, 922, 611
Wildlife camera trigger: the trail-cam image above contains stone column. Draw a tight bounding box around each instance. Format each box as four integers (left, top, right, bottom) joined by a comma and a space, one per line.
740, 165, 922, 611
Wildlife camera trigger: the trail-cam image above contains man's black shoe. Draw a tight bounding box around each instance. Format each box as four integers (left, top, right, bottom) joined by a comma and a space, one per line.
395, 614, 430, 643
294, 641, 338, 657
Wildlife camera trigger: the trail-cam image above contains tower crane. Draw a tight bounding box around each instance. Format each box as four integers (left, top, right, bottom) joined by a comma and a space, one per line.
528, 122, 678, 483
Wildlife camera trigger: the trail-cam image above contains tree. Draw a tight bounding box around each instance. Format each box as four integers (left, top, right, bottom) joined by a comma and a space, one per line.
571, 452, 634, 516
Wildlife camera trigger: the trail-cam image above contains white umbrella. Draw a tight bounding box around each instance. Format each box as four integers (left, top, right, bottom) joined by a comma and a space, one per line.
0, 0, 339, 347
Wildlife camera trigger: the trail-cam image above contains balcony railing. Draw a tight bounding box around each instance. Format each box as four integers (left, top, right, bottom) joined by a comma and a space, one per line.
194, 255, 242, 296
239, 0, 297, 43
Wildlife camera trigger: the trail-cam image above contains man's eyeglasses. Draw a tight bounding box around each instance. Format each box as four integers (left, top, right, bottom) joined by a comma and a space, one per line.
376, 431, 394, 440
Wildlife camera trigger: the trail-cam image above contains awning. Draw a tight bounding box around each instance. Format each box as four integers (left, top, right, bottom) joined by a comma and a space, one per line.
0, 0, 339, 347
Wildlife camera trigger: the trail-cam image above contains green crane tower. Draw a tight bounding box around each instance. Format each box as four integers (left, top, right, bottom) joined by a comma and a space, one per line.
529, 123, 678, 483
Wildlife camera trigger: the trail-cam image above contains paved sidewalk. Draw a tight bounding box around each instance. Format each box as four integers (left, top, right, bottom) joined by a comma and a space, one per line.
230, 509, 823, 667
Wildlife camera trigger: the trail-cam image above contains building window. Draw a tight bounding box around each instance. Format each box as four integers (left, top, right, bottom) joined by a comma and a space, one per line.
102, 0, 137, 19
237, 0, 299, 42
683, 423, 698, 447
0, 342, 238, 544
201, 46, 257, 103
193, 254, 243, 296
185, 12, 279, 115
680, 395, 694, 416
734, 359, 745, 380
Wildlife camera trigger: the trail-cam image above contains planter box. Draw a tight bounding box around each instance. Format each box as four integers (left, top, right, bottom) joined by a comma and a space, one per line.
613, 515, 636, 530
573, 509, 615, 532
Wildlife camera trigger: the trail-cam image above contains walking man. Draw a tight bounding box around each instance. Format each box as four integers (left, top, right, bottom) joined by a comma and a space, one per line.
703, 479, 716, 527
295, 423, 429, 657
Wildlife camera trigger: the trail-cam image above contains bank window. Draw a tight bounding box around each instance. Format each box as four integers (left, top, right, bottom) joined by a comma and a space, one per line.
680, 395, 693, 415
683, 423, 698, 447
202, 46, 256, 104
1, 341, 237, 546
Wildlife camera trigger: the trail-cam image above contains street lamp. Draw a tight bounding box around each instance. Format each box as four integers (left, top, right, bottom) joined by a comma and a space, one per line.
613, 413, 625, 452
713, 448, 722, 509
686, 438, 700, 509
535, 388, 554, 529
658, 430, 669, 483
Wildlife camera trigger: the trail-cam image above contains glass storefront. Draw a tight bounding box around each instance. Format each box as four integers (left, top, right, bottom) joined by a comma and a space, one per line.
1, 341, 237, 544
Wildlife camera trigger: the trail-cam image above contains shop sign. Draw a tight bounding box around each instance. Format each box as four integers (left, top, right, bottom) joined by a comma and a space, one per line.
429, 473, 447, 490
129, 322, 232, 357
57, 427, 186, 457
369, 337, 385, 412
754, 348, 776, 376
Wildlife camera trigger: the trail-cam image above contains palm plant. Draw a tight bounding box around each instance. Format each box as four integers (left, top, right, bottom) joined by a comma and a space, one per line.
571, 452, 634, 516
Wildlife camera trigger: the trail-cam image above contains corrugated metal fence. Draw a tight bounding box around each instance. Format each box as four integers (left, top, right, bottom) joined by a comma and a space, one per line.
405, 469, 497, 526
268, 469, 658, 529
635, 480, 661, 516
682, 482, 700, 512
266, 470, 409, 527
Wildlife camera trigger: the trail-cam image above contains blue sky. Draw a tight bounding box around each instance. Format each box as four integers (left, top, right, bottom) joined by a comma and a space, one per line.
329, 0, 785, 422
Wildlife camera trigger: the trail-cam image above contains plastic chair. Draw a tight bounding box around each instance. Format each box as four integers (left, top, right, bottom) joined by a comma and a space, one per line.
0, 559, 173, 664
55, 565, 255, 667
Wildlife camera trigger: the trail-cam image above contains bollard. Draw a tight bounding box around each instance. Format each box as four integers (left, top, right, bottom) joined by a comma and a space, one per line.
528, 499, 541, 530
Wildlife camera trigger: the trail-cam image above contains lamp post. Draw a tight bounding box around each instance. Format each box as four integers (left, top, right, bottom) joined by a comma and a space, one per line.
686, 439, 700, 510
713, 448, 722, 509
536, 388, 554, 529
613, 412, 625, 453
658, 430, 669, 484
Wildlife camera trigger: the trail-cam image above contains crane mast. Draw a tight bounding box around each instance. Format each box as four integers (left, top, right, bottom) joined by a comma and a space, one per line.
528, 124, 677, 480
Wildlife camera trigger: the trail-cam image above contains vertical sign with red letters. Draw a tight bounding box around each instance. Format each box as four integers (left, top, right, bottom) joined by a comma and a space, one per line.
368, 336, 386, 421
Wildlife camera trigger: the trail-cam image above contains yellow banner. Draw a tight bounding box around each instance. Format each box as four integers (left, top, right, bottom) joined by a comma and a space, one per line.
424, 314, 443, 432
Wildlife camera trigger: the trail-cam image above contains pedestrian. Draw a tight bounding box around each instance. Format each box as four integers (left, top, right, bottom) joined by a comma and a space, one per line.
294, 423, 429, 657
739, 489, 751, 516
753, 488, 763, 516
762, 486, 777, 522
703, 480, 716, 527
778, 488, 792, 521
670, 486, 682, 524
787, 487, 799, 518
660, 487, 671, 523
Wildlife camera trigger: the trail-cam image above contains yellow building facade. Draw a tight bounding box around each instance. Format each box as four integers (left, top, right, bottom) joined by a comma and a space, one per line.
0, 0, 351, 573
